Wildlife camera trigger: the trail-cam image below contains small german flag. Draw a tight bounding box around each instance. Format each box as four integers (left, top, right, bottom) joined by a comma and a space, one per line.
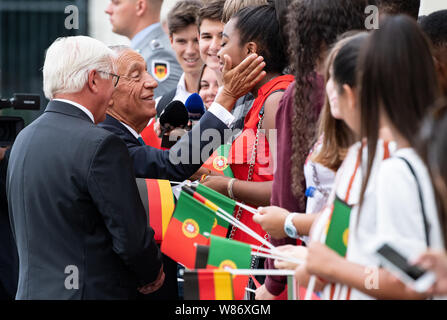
136, 179, 175, 242
161, 191, 214, 269
202, 144, 234, 177
184, 270, 234, 300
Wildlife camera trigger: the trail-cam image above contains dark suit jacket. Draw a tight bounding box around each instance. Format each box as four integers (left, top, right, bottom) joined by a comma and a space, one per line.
98, 111, 229, 181
6, 101, 162, 300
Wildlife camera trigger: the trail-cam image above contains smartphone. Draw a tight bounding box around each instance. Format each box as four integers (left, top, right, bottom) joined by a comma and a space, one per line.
375, 243, 436, 293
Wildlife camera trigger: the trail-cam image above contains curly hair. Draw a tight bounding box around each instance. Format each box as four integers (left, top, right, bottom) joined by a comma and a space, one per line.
378, 0, 420, 19
287, 0, 377, 203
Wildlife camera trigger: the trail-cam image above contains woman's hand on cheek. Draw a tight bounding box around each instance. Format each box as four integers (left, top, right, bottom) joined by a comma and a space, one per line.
216, 54, 266, 111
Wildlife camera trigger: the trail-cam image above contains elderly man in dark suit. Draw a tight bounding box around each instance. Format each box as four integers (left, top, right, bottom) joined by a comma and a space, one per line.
98, 46, 266, 299
6, 36, 164, 300
99, 46, 266, 181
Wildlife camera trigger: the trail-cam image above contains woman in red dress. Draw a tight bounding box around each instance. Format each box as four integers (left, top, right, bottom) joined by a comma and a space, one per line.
203, 4, 293, 247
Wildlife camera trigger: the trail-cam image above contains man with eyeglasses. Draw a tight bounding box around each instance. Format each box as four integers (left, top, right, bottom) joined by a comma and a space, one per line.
6, 36, 164, 299
99, 45, 265, 183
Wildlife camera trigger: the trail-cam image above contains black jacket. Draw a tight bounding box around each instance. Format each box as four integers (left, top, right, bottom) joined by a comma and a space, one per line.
98, 111, 229, 181
7, 101, 162, 299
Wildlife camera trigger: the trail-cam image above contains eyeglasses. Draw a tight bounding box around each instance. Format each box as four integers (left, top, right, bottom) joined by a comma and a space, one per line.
98, 71, 120, 87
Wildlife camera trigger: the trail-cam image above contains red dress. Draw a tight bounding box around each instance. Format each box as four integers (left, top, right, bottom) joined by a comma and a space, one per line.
228, 75, 294, 246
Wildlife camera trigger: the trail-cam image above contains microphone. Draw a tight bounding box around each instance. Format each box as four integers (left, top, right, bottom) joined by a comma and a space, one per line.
185, 93, 206, 121
158, 100, 189, 149
159, 100, 189, 129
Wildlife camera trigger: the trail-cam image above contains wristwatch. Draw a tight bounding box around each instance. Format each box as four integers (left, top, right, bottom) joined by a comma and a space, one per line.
284, 212, 300, 239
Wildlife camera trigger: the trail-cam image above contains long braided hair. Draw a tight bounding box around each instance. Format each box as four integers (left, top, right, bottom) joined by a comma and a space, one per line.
286, 0, 376, 204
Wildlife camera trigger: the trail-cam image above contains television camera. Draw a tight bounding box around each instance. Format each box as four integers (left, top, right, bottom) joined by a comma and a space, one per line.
0, 93, 40, 147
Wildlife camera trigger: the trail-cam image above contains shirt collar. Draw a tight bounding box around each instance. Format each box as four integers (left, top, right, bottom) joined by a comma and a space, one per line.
120, 121, 141, 140
131, 23, 161, 49
177, 73, 187, 92
53, 99, 95, 123
172, 73, 193, 103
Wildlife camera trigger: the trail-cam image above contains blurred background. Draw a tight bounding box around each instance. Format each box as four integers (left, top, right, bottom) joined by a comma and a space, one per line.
0, 0, 445, 125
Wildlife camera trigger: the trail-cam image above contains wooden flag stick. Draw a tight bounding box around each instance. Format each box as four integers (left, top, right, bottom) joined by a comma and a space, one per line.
305, 276, 316, 300
227, 268, 295, 276
169, 181, 186, 185
189, 183, 259, 215
182, 185, 275, 250
251, 251, 304, 266
205, 208, 274, 251
305, 211, 331, 300
235, 202, 259, 215
214, 209, 275, 250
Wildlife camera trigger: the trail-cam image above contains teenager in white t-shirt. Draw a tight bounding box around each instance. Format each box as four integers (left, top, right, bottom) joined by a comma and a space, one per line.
254, 32, 371, 294
304, 16, 443, 300
255, 18, 443, 299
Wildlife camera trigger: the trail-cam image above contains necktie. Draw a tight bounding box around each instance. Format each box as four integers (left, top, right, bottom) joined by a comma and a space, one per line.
137, 137, 146, 146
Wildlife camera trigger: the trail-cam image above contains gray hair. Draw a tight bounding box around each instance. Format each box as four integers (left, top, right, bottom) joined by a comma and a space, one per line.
43, 36, 116, 100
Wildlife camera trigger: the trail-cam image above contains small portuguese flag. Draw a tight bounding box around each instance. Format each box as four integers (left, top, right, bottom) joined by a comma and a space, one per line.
325, 196, 352, 257
202, 144, 234, 177
136, 179, 175, 242
195, 184, 235, 237
161, 191, 214, 269
184, 269, 234, 300
207, 236, 251, 300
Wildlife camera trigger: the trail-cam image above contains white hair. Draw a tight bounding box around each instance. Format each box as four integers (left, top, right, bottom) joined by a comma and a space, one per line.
43, 36, 116, 100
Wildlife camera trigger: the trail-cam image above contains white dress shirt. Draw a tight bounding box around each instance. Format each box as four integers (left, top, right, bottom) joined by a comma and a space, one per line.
53, 99, 95, 123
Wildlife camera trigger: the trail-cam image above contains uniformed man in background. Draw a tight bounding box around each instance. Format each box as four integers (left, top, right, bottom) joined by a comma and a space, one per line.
106, 0, 182, 98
